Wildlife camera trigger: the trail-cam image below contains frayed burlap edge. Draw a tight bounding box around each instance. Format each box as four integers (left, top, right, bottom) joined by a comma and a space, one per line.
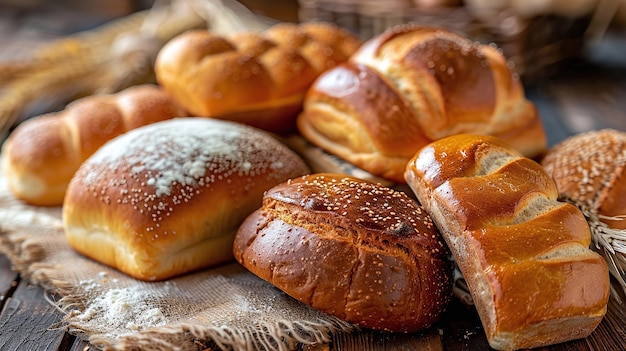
0, 225, 358, 351
80, 318, 356, 351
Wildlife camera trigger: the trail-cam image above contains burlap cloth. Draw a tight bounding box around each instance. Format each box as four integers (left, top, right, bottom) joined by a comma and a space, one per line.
0, 165, 357, 351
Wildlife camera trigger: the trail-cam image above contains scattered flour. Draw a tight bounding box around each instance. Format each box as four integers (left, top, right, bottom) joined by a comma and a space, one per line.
74, 277, 175, 336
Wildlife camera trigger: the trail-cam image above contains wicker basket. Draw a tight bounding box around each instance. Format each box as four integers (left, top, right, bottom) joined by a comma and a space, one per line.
298, 0, 592, 82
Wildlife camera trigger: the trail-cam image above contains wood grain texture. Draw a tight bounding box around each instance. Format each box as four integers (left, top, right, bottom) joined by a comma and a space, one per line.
0, 281, 66, 350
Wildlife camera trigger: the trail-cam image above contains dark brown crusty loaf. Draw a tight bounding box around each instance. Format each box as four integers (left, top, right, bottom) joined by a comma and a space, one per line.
1, 84, 187, 206
298, 24, 545, 183
155, 22, 361, 134
63, 118, 310, 281
233, 173, 454, 333
404, 134, 609, 350
541, 129, 626, 230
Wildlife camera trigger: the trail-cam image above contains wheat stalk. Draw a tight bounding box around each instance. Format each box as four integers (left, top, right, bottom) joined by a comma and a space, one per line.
0, 0, 261, 140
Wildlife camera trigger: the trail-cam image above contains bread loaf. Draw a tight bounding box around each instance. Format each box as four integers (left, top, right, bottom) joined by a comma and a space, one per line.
541, 129, 626, 296
404, 134, 609, 350
1, 84, 187, 206
298, 24, 545, 183
233, 173, 454, 332
155, 22, 361, 134
541, 129, 626, 229
63, 118, 310, 281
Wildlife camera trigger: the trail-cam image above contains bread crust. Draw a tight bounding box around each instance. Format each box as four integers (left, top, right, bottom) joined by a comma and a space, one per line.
404, 134, 609, 350
1, 84, 187, 206
541, 128, 626, 229
298, 24, 545, 183
63, 118, 310, 281
233, 173, 454, 332
155, 22, 361, 134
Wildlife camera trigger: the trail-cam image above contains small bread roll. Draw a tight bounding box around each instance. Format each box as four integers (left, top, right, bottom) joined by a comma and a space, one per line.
1, 84, 187, 206
63, 118, 310, 281
233, 173, 454, 332
155, 22, 361, 134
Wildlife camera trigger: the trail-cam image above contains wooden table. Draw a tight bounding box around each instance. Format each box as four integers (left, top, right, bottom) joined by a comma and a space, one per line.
1, 250, 626, 351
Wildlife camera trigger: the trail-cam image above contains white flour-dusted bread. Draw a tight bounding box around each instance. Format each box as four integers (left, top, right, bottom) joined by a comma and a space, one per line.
404, 134, 609, 350
63, 118, 310, 281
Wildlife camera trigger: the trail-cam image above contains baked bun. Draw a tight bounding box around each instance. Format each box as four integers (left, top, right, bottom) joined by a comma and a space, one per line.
1, 84, 187, 206
155, 22, 361, 134
233, 173, 454, 332
297, 24, 545, 183
541, 129, 626, 229
63, 118, 310, 281
404, 134, 609, 350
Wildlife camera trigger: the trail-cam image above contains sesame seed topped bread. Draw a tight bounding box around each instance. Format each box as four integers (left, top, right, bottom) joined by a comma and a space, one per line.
63, 118, 310, 281
404, 134, 610, 350
541, 129, 626, 230
233, 173, 454, 333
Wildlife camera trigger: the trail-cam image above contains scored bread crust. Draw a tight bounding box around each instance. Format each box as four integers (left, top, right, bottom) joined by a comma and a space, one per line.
63, 118, 310, 281
1, 84, 188, 206
155, 22, 361, 134
233, 173, 454, 333
298, 24, 545, 183
404, 134, 609, 350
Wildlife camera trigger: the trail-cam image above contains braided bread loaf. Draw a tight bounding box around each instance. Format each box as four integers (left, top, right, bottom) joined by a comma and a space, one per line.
298, 24, 546, 183
1, 84, 187, 206
154, 22, 361, 134
404, 134, 609, 350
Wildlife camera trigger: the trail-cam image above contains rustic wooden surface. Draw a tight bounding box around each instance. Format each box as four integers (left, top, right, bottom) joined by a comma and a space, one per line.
1, 251, 626, 350
1, 1, 626, 350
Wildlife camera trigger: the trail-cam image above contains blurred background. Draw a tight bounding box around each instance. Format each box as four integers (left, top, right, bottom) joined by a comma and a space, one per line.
0, 0, 625, 145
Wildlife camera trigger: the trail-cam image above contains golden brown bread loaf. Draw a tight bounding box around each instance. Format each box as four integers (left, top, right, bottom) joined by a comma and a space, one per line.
154, 22, 361, 134
541, 129, 626, 230
1, 84, 187, 206
298, 24, 546, 183
63, 118, 310, 281
541, 129, 626, 296
404, 134, 609, 350
233, 173, 454, 333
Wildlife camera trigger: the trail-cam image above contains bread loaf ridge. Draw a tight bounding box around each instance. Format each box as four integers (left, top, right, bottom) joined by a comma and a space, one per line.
1, 84, 187, 206
155, 22, 361, 134
298, 24, 545, 183
404, 134, 609, 350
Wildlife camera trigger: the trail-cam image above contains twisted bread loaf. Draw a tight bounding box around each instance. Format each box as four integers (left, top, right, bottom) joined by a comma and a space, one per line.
1, 84, 187, 206
404, 134, 609, 350
298, 24, 546, 183
64, 118, 310, 281
154, 22, 361, 134
234, 173, 453, 332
